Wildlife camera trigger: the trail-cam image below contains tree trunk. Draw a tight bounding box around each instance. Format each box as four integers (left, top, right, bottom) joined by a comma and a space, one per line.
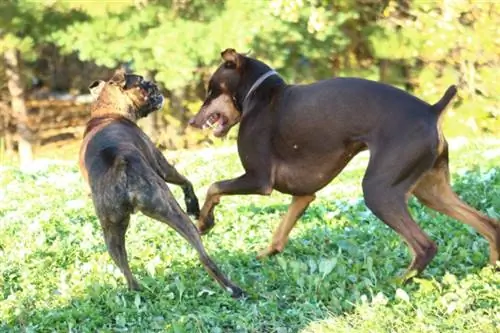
400, 60, 414, 93
379, 59, 389, 83
4, 48, 33, 170
0, 101, 15, 157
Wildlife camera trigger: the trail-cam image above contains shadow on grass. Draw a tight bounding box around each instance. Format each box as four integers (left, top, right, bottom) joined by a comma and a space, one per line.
3, 167, 498, 332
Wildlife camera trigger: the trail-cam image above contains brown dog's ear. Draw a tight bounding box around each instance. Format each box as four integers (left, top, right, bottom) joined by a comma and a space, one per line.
221, 48, 243, 69
88, 80, 106, 98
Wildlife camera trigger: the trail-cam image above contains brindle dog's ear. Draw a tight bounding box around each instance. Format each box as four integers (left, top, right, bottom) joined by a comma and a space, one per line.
88, 80, 105, 99
110, 68, 126, 84
221, 48, 243, 69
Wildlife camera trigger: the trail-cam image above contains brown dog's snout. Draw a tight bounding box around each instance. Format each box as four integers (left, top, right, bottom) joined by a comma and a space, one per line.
188, 108, 205, 128
188, 117, 197, 127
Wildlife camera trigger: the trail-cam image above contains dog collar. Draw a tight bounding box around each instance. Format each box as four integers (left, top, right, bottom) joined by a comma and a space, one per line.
242, 70, 279, 107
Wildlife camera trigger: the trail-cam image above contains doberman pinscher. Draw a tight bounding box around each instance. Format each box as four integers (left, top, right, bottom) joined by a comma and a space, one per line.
189, 48, 500, 281
79, 70, 243, 297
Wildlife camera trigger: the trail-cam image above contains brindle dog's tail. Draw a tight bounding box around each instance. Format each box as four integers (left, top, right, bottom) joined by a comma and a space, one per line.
431, 85, 457, 117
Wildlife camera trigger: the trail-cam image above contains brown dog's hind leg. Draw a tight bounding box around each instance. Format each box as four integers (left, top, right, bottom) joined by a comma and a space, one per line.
257, 194, 316, 259
362, 142, 439, 281
101, 216, 141, 291
135, 182, 244, 298
413, 154, 500, 266
363, 186, 437, 281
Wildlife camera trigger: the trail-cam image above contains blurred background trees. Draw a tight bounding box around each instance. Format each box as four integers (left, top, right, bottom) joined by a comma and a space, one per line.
0, 0, 498, 163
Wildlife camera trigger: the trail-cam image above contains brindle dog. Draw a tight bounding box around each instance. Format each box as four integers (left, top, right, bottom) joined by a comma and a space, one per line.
79, 70, 243, 297
189, 49, 500, 282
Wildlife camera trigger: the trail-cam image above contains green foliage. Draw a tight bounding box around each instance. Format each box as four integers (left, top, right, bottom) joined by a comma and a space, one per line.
0, 0, 88, 59
52, 0, 382, 87
370, 1, 499, 136
0, 139, 499, 332
48, 0, 499, 144
53, 0, 263, 90
1, 0, 498, 148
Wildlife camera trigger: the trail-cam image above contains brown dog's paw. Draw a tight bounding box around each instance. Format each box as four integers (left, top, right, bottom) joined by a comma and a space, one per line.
197, 213, 215, 235
197, 223, 214, 235
256, 244, 283, 260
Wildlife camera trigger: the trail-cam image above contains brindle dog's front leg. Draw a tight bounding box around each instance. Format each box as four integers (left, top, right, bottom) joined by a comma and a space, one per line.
154, 150, 200, 218
198, 173, 273, 234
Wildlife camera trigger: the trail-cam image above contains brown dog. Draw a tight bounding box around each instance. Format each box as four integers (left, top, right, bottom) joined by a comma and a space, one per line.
189, 49, 500, 282
79, 70, 243, 297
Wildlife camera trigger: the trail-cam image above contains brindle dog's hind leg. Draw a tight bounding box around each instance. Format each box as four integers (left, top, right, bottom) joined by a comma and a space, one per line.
100, 215, 141, 291
134, 179, 244, 298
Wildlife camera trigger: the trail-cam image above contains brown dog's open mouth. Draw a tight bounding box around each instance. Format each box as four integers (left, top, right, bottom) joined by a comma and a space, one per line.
203, 112, 229, 137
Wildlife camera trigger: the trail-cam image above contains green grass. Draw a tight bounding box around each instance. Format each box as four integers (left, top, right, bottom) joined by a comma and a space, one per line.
0, 138, 499, 332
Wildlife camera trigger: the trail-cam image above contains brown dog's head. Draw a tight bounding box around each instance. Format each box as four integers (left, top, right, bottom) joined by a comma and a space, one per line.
89, 69, 164, 121
189, 49, 245, 137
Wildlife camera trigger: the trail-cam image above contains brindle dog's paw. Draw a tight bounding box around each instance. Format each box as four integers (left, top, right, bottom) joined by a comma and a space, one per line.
185, 197, 200, 219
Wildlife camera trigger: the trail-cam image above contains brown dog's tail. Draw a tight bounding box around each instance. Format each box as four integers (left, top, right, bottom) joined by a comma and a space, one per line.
431, 85, 457, 117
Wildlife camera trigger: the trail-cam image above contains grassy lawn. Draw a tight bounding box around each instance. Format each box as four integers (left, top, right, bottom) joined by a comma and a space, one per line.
0, 138, 499, 332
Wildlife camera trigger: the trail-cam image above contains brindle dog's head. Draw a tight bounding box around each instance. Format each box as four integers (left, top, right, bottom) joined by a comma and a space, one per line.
89, 69, 164, 121
189, 49, 245, 137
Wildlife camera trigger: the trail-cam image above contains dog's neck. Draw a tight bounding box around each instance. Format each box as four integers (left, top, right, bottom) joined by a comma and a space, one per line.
84, 114, 136, 137
243, 70, 279, 106
90, 89, 139, 122
237, 59, 286, 112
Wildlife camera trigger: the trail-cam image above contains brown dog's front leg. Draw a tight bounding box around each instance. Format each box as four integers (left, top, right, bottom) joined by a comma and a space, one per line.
257, 194, 316, 259
198, 173, 273, 234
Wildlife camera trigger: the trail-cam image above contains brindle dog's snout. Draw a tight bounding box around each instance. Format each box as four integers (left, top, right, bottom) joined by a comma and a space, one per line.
142, 80, 155, 93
